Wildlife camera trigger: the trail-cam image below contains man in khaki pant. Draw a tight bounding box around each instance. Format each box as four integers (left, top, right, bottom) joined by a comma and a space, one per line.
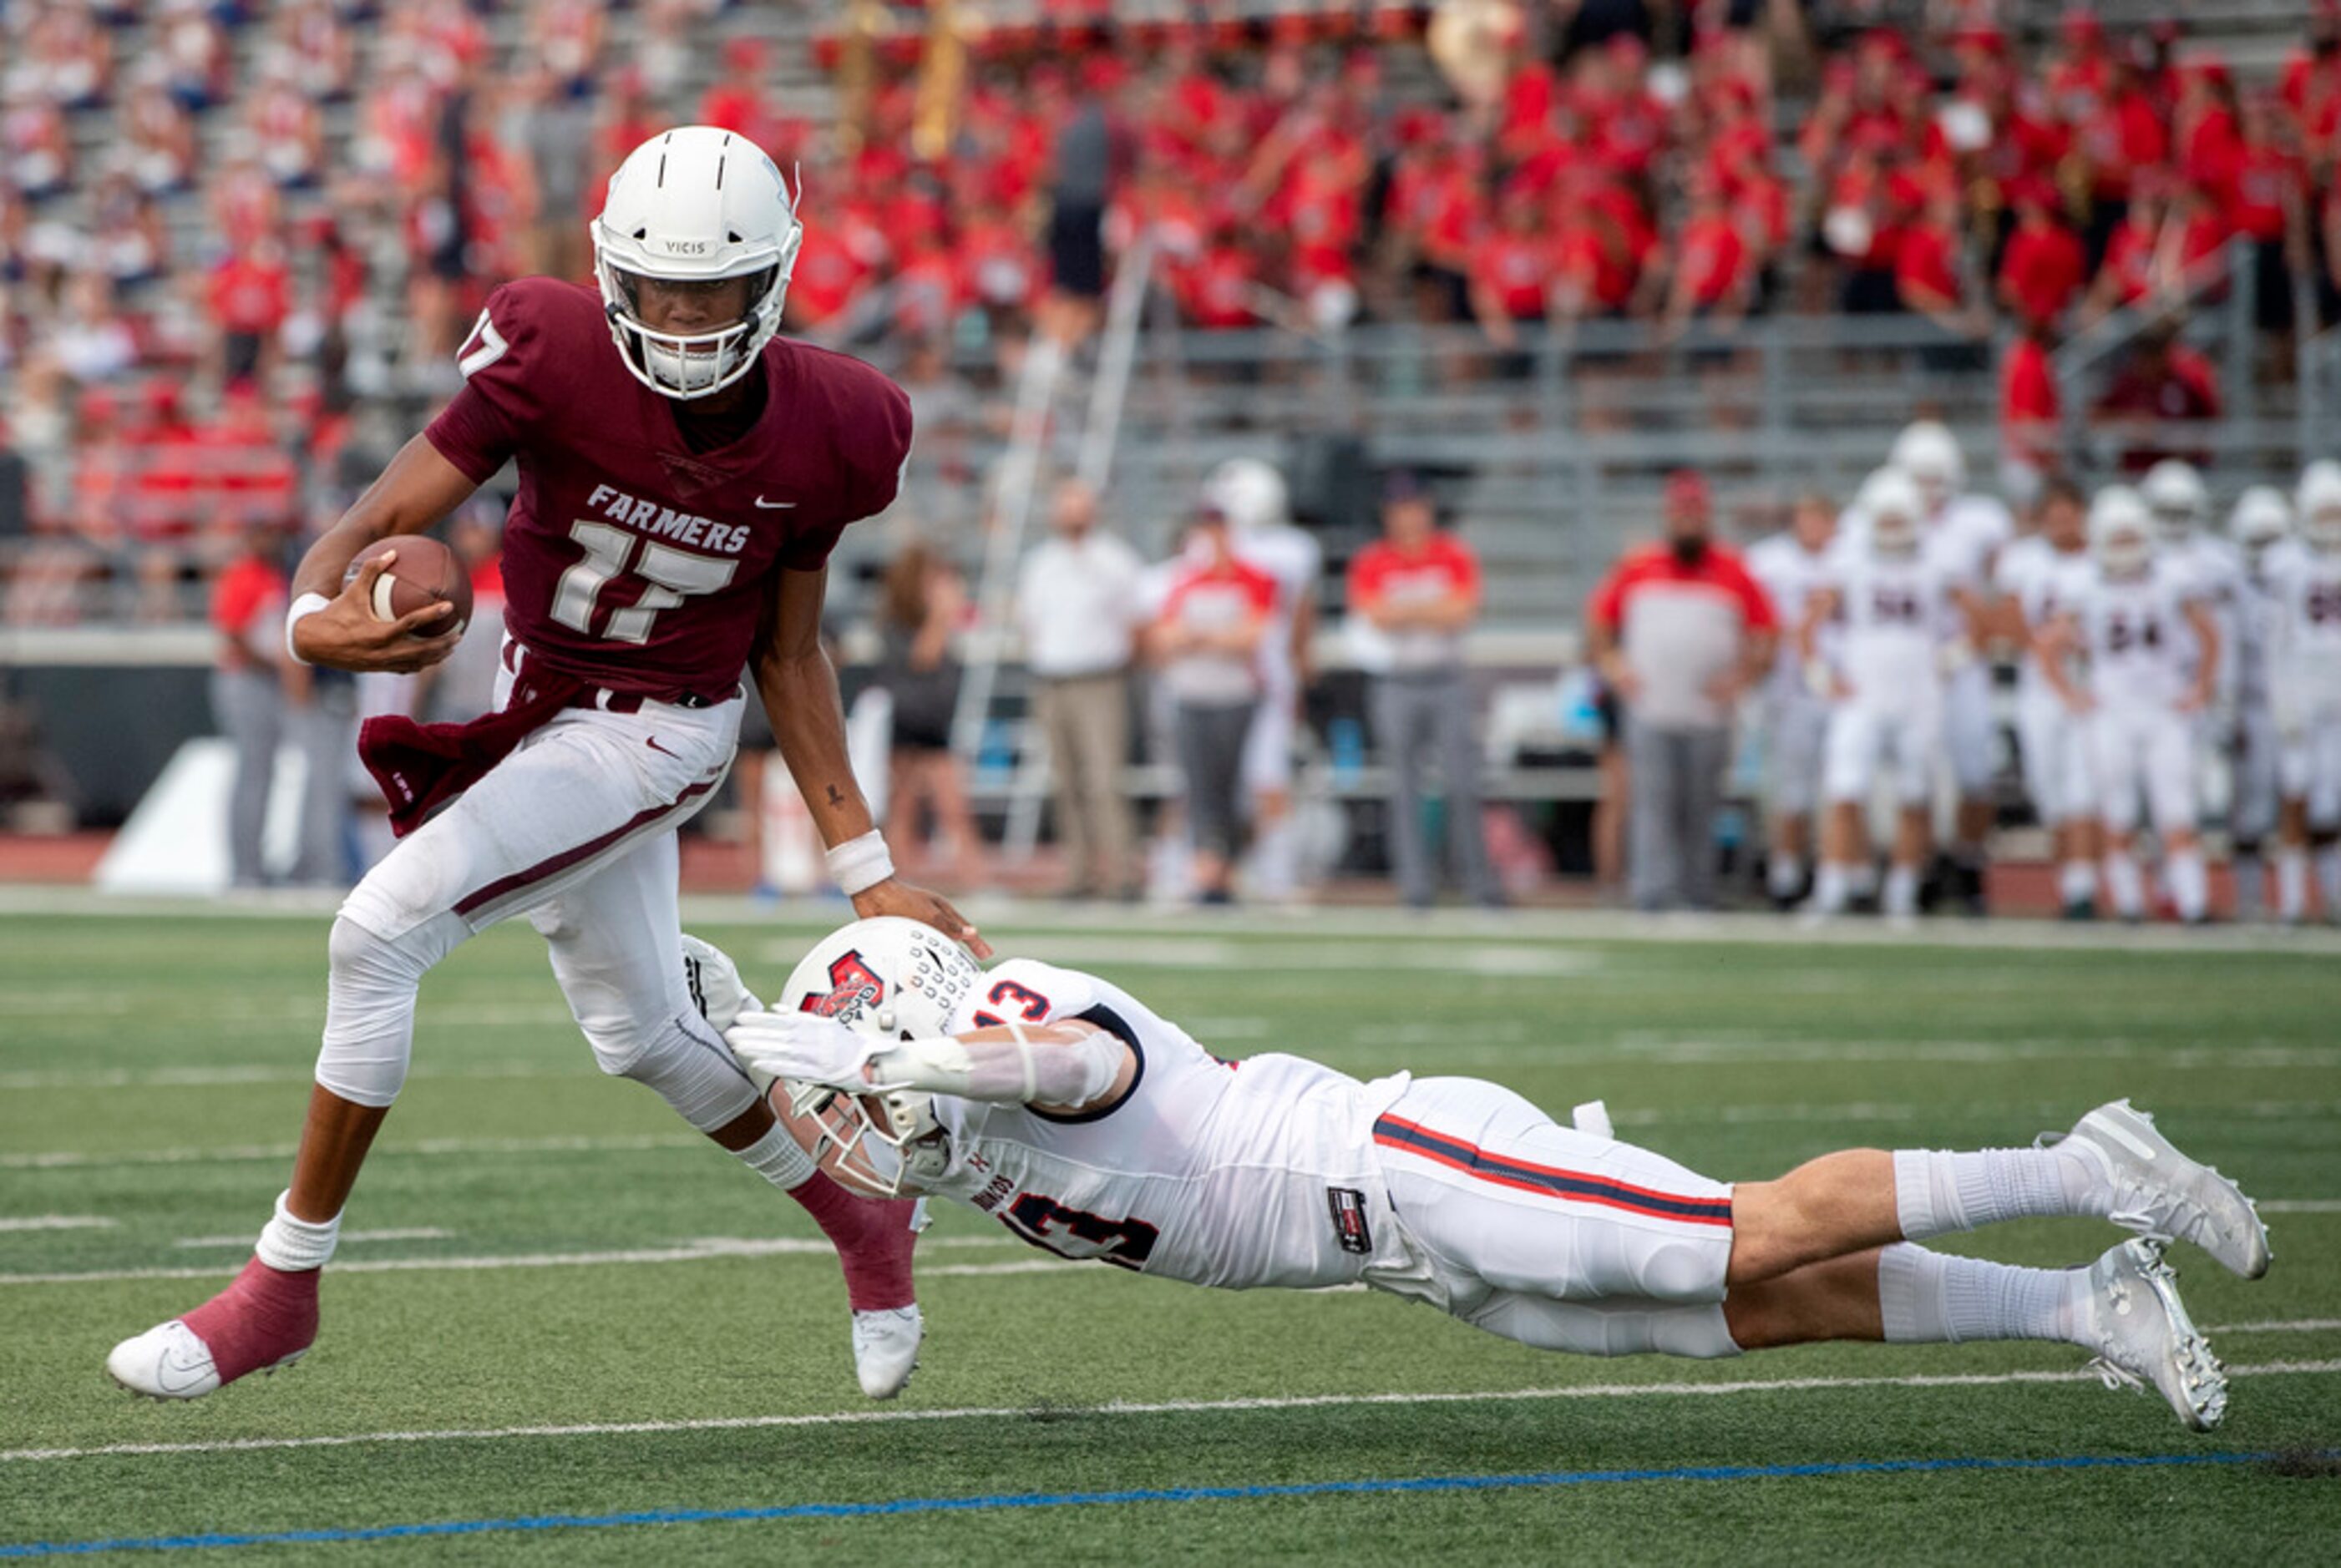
1017, 480, 1145, 898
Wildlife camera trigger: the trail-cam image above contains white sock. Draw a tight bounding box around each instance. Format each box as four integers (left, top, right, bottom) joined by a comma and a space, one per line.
1891, 1146, 2104, 1239
1812, 862, 1850, 913
2058, 859, 2096, 906
1877, 1243, 2085, 1345
2318, 847, 2341, 915
255, 1189, 341, 1272
1768, 852, 1804, 900
2278, 849, 2308, 920
736, 1123, 815, 1191
1248, 819, 1299, 900
2103, 853, 2145, 918
1882, 864, 1919, 917
1848, 861, 1879, 899
2166, 848, 2208, 923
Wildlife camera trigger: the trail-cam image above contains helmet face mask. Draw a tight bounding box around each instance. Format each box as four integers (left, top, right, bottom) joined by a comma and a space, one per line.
591, 126, 803, 401
2141, 460, 2208, 543
1857, 468, 1924, 559
2228, 486, 2291, 569
2090, 487, 2155, 579
773, 916, 982, 1199
1888, 422, 1964, 513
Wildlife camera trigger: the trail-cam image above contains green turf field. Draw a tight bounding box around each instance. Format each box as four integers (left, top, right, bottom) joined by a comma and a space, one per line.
3, 901, 2338, 1563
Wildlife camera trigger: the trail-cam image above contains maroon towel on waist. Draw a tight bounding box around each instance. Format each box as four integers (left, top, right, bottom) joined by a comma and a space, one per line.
360, 668, 591, 838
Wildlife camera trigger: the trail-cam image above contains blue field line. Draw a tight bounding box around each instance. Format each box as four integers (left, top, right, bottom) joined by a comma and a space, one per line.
6, 1448, 2330, 1558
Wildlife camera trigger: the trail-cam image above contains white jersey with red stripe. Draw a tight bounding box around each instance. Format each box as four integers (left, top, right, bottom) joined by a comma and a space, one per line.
924, 959, 1408, 1291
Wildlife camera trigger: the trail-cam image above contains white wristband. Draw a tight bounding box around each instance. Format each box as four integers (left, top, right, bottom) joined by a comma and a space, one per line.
285, 592, 332, 666
825, 829, 894, 897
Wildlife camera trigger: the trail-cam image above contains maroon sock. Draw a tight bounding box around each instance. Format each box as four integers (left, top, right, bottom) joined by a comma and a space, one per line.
180, 1257, 320, 1383
787, 1171, 920, 1312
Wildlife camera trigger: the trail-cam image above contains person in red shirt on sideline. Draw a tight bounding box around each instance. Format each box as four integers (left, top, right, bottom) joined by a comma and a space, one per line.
1586, 472, 1779, 912
210, 518, 293, 888
1346, 471, 1498, 910
2000, 317, 2063, 500
1149, 507, 1277, 905
1997, 178, 2088, 327
2095, 319, 2222, 473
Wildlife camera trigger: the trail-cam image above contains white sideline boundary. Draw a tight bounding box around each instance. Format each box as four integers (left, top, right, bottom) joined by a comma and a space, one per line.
8, 1359, 2336, 1467
0, 1235, 1030, 1286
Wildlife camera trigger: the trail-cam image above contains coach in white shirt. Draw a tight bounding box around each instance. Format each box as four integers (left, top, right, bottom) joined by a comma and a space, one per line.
1017, 479, 1147, 898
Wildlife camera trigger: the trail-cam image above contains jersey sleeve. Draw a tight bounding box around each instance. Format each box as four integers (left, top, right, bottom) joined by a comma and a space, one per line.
1725, 553, 1779, 631
834, 364, 915, 527
423, 283, 551, 483
969, 959, 1100, 1029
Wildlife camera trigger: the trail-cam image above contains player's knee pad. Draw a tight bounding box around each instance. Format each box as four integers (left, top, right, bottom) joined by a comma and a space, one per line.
596, 1013, 758, 1133
1470, 1295, 1740, 1359
314, 910, 465, 1108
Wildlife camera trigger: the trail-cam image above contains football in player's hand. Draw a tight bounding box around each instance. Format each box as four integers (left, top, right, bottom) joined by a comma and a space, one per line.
345, 536, 472, 636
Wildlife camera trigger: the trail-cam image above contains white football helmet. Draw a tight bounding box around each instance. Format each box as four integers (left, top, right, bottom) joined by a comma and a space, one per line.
2227, 485, 2292, 569
2090, 486, 2155, 578
1858, 468, 1924, 558
2141, 459, 2210, 543
770, 918, 982, 1200
1203, 458, 1290, 535
2298, 460, 2341, 554
1889, 421, 1966, 513
592, 126, 803, 400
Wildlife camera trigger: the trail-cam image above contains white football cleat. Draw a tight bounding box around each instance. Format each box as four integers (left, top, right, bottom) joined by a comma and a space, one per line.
106, 1320, 229, 1400
2077, 1239, 2227, 1433
851, 1304, 922, 1400
2050, 1099, 2272, 1278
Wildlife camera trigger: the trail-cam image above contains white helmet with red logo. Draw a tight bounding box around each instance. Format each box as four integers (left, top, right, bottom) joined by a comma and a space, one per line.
769, 918, 982, 1198
592, 125, 803, 400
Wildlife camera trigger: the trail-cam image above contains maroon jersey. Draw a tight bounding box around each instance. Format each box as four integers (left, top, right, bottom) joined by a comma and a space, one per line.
425, 277, 910, 699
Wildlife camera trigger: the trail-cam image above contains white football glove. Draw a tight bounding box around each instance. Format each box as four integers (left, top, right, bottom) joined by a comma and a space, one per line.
725, 1009, 880, 1090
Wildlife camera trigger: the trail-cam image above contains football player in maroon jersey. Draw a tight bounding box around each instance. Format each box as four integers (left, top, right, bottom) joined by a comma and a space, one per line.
108, 128, 980, 1403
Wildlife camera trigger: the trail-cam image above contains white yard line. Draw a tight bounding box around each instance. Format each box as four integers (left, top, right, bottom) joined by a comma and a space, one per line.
2259, 1200, 2341, 1213
0, 1133, 708, 1171
0, 1216, 116, 1233
6, 1359, 2334, 1467
171, 1227, 456, 1249
2205, 1318, 2341, 1334
0, 1234, 1025, 1286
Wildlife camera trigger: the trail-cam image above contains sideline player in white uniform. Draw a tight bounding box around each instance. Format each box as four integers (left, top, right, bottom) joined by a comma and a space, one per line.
1203, 458, 1321, 904
694, 918, 2266, 1433
1891, 421, 2014, 913
1746, 493, 1837, 908
2142, 461, 2244, 818
2224, 487, 2293, 922
2268, 461, 2341, 922
1801, 471, 1974, 919
1996, 479, 2100, 918
2037, 488, 2220, 923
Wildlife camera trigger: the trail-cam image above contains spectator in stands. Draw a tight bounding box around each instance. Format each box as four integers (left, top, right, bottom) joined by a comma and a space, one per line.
206, 238, 292, 390
2095, 317, 2221, 474
1346, 471, 1498, 911
518, 68, 594, 285
1586, 471, 1778, 913
1897, 183, 1988, 369
119, 72, 199, 196
210, 518, 292, 889
1041, 77, 1117, 346
1997, 177, 2088, 328
873, 544, 985, 888
46, 272, 137, 387
1016, 478, 1145, 902
1150, 506, 1274, 907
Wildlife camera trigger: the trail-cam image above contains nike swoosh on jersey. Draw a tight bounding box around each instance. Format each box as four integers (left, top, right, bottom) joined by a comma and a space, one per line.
754, 496, 798, 509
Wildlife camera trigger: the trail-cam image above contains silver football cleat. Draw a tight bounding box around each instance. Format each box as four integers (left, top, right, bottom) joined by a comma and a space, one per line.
2076, 1238, 2227, 1433
2050, 1099, 2272, 1278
